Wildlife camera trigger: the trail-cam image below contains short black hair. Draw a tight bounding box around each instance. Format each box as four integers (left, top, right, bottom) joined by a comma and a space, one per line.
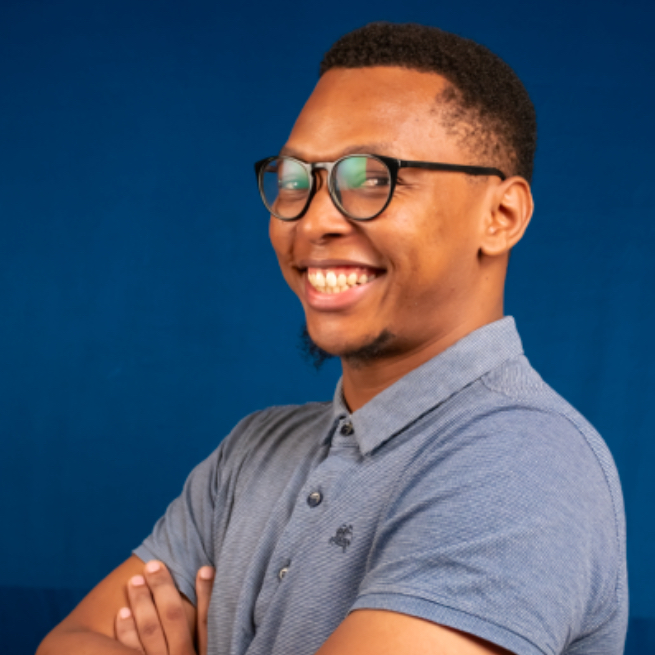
320, 22, 537, 182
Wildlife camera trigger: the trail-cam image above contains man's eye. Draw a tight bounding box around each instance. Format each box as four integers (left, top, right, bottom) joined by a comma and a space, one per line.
347, 174, 389, 191
279, 178, 308, 190
360, 176, 389, 188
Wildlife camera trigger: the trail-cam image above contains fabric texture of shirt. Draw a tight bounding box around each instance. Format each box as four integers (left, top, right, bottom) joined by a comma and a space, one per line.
134, 317, 628, 655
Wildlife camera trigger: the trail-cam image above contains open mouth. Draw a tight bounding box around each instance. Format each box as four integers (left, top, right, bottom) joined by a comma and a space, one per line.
306, 266, 380, 294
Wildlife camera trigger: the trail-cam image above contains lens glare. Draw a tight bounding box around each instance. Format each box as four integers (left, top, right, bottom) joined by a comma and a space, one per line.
261, 158, 310, 219
334, 156, 391, 219
259, 155, 393, 221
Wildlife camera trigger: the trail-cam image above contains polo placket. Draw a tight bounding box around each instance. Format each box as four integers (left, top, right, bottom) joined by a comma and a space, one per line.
252, 415, 363, 626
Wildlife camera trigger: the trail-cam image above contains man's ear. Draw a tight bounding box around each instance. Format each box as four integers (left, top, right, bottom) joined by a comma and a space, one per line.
480, 176, 533, 257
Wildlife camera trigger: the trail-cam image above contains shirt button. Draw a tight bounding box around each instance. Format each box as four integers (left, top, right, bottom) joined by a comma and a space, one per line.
278, 566, 289, 581
340, 421, 354, 436
307, 491, 323, 507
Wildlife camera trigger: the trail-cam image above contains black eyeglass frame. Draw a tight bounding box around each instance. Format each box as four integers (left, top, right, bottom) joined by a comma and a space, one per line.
254, 154, 506, 222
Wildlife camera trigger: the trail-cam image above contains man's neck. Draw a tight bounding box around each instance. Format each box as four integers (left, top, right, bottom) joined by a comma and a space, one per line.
340, 313, 503, 413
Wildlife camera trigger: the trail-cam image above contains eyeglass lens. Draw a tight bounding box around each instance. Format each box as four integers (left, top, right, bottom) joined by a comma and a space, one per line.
260, 156, 392, 220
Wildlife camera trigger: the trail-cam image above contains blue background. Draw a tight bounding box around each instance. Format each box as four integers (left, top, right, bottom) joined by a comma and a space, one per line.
0, 0, 653, 652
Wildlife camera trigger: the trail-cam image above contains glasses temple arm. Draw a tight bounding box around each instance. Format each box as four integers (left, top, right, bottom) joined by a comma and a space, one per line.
398, 160, 506, 181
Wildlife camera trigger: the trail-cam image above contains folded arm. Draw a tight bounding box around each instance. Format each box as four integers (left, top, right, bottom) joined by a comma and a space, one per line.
36, 555, 197, 655
39, 551, 512, 655
316, 609, 515, 655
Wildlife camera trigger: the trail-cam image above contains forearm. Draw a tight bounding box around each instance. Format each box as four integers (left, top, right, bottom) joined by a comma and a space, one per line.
38, 560, 208, 655
36, 554, 147, 655
37, 626, 139, 655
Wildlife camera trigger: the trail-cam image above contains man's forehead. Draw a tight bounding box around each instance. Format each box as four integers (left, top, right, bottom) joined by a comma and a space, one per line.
312, 66, 450, 97
278, 142, 394, 161
284, 67, 458, 163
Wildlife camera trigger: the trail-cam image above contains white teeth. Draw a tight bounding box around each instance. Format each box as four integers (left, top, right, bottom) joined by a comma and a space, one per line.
308, 268, 378, 293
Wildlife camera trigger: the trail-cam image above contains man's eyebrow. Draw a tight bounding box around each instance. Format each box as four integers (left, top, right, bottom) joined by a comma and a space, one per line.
278, 143, 394, 160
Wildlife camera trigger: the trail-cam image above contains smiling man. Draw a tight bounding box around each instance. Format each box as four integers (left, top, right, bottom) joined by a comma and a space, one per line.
38, 22, 627, 655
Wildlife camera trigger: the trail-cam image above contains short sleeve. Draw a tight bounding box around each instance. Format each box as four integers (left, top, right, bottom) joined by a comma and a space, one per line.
134, 445, 222, 604
352, 409, 622, 655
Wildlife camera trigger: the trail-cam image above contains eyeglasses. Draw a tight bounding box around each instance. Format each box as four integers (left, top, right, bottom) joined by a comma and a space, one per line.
254, 154, 506, 221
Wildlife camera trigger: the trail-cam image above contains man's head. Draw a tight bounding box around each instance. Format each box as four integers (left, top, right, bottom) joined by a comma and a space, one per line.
320, 22, 537, 182
267, 23, 535, 377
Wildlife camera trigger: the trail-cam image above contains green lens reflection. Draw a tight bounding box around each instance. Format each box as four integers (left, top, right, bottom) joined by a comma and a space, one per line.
335, 156, 369, 189
265, 157, 310, 219
278, 159, 309, 191
335, 156, 391, 219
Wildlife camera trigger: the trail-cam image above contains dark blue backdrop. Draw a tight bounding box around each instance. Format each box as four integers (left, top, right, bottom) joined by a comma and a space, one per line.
1, 0, 653, 652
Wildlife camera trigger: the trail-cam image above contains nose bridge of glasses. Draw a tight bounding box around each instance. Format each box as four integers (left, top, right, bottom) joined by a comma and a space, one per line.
305, 162, 338, 201
299, 161, 353, 226
308, 161, 335, 184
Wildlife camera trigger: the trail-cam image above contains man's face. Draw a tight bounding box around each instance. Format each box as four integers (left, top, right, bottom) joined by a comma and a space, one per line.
269, 66, 496, 363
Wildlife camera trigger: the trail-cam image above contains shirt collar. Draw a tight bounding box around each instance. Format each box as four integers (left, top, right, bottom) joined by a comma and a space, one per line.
329, 317, 524, 455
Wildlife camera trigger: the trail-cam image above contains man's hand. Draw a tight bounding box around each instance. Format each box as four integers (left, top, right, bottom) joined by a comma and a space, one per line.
114, 561, 215, 655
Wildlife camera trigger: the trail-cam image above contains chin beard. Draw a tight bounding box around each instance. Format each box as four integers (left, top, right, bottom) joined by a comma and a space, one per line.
298, 323, 397, 370
298, 324, 334, 370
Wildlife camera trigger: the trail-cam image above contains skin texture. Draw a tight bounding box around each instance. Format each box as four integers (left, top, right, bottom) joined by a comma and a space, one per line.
316, 610, 514, 655
113, 560, 214, 655
36, 555, 211, 655
37, 65, 532, 655
271, 66, 532, 412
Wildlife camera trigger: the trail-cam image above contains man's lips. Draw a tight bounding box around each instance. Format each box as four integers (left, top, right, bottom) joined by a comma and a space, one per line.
298, 264, 385, 312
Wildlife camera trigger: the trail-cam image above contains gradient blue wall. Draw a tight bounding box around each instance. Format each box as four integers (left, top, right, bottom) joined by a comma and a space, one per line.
0, 0, 653, 652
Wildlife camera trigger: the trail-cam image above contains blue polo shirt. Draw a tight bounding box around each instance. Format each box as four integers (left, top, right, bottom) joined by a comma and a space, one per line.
135, 317, 628, 655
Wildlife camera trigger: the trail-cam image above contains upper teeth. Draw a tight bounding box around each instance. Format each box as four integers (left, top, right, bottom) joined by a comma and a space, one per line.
308, 269, 376, 293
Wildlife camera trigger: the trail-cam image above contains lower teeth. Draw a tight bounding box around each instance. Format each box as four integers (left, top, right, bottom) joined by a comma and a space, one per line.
311, 277, 375, 293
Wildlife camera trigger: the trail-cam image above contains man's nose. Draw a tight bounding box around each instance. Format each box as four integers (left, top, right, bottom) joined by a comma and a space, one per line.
296, 170, 354, 242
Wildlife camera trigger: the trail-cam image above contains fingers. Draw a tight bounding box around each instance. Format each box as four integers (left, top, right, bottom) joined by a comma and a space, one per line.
115, 606, 145, 653
140, 561, 195, 655
118, 560, 199, 655
126, 573, 170, 655
196, 566, 215, 655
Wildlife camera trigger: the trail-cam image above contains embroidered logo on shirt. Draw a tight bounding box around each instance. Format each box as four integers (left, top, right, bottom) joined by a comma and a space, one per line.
329, 524, 353, 552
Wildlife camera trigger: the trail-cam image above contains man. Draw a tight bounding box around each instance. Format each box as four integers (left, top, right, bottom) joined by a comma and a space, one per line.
38, 22, 627, 655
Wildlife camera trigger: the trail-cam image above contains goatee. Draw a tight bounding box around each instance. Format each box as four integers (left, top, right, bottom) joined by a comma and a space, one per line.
298, 323, 397, 370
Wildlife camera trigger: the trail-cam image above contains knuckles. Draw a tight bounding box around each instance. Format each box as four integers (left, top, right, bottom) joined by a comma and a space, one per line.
140, 620, 161, 639
122, 562, 198, 652
163, 605, 186, 624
